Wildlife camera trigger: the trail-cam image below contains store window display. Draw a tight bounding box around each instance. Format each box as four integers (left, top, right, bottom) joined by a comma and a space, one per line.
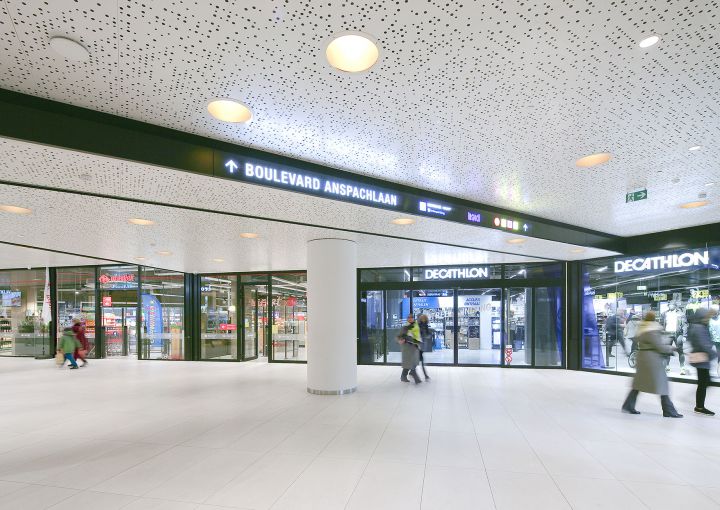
140, 268, 185, 360
0, 269, 49, 357
582, 246, 720, 380
200, 274, 237, 360
56, 267, 96, 358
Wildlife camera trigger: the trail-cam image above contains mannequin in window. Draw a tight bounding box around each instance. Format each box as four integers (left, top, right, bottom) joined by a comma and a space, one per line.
662, 302, 686, 375
605, 309, 627, 364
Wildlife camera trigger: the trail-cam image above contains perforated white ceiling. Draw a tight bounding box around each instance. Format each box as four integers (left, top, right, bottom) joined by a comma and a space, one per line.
0, 0, 718, 235
0, 136, 619, 270
0, 244, 113, 270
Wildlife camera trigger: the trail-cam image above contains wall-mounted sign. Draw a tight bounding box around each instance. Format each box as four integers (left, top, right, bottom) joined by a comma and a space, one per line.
492, 216, 530, 232
102, 296, 112, 307
626, 189, 647, 203
424, 267, 489, 280
607, 292, 624, 299
466, 211, 482, 224
691, 289, 710, 299
219, 323, 237, 331
614, 250, 710, 274
418, 201, 452, 217
651, 293, 668, 301
200, 286, 213, 293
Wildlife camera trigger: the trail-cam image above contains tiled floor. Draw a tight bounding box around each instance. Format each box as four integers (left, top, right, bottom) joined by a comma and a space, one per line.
0, 358, 719, 509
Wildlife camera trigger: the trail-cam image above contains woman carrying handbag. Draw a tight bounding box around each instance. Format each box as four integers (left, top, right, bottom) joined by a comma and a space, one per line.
688, 309, 717, 416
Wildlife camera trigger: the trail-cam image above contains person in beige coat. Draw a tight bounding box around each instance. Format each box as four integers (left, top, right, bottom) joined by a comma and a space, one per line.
621, 311, 682, 418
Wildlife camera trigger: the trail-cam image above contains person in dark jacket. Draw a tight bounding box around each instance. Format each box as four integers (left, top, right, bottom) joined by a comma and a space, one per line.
688, 308, 717, 416
417, 314, 432, 381
72, 318, 89, 367
622, 311, 682, 418
397, 315, 422, 384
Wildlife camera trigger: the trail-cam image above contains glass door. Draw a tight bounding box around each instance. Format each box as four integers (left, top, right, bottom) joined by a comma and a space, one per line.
98, 266, 139, 358
412, 289, 455, 364
457, 289, 502, 365
506, 288, 532, 366
201, 275, 238, 360
242, 284, 267, 360
359, 290, 385, 364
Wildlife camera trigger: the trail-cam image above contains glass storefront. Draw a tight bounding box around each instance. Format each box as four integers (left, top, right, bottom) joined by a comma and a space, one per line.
201, 274, 238, 360
358, 263, 564, 367
56, 267, 97, 358
581, 246, 720, 380
98, 265, 139, 358
0, 269, 50, 357
270, 274, 307, 362
140, 268, 185, 360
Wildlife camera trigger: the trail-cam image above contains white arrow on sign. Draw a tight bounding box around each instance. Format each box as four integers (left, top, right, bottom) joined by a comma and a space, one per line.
225, 160, 238, 174
523, 224, 529, 232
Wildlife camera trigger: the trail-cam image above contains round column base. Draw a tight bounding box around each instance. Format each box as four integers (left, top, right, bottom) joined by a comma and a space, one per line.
307, 386, 357, 396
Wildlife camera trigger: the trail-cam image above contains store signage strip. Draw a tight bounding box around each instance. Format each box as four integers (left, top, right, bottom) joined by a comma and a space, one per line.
614, 250, 710, 274
424, 267, 489, 280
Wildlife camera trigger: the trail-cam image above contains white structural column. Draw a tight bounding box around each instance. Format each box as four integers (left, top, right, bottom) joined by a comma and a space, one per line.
306, 238, 357, 395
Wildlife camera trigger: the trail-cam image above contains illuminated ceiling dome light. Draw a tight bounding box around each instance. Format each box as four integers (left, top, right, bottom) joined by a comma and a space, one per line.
570, 248, 586, 254
679, 200, 709, 209
156, 250, 172, 256
212, 258, 225, 263
325, 33, 379, 73
207, 99, 253, 123
392, 218, 415, 225
0, 204, 32, 215
134, 256, 146, 261
49, 36, 90, 61
507, 238, 526, 245
240, 232, 259, 239
575, 152, 611, 168
638, 35, 661, 48
128, 218, 154, 226
689, 145, 702, 151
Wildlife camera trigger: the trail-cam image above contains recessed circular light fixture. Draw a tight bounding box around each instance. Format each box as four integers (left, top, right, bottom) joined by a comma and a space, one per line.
207, 99, 253, 123
49, 36, 90, 61
679, 200, 709, 209
134, 256, 146, 261
156, 250, 172, 256
128, 218, 155, 226
325, 32, 380, 73
575, 153, 611, 168
239, 232, 259, 239
638, 35, 661, 48
507, 238, 526, 245
706, 182, 716, 187
570, 248, 586, 254
392, 218, 415, 225
0, 205, 32, 215
688, 145, 702, 151
212, 258, 225, 263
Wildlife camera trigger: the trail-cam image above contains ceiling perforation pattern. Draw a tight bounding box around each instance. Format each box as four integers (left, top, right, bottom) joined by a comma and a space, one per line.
0, 0, 717, 235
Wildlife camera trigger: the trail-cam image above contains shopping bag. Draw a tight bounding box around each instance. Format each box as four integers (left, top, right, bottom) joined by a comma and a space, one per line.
688, 351, 709, 364
55, 351, 64, 367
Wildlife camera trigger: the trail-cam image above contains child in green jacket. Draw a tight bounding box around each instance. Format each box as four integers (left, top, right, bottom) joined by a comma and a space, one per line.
59, 327, 81, 369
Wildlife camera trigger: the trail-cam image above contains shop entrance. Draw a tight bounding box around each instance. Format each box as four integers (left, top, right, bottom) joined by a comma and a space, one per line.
100, 294, 137, 358
241, 284, 267, 360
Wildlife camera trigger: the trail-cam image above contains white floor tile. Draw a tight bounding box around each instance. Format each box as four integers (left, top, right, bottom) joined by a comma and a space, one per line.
426, 431, 483, 469
421, 465, 494, 510
46, 490, 137, 509
346, 459, 424, 510
623, 480, 719, 509
0, 484, 77, 510
488, 470, 571, 510
554, 476, 647, 510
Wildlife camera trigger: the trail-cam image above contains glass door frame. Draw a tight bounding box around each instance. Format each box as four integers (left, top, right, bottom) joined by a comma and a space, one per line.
239, 282, 267, 362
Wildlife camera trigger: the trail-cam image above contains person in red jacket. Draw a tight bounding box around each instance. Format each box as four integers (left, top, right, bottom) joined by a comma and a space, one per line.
72, 318, 89, 366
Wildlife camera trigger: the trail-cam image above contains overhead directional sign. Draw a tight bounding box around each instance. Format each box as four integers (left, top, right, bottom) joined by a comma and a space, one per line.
225, 160, 238, 174
626, 189, 647, 203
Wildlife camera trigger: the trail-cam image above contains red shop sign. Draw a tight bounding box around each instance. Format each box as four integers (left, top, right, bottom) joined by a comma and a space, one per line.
286, 296, 297, 307
219, 323, 237, 331
102, 296, 112, 307
98, 273, 135, 284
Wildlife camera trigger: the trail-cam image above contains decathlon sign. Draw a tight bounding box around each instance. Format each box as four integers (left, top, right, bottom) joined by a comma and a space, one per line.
424, 267, 489, 280
614, 250, 710, 274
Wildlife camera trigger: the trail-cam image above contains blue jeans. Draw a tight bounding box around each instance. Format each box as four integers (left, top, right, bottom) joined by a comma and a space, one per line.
64, 353, 78, 368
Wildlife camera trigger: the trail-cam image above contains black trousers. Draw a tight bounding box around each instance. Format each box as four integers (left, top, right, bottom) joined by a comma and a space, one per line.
696, 367, 711, 408
401, 368, 420, 382
418, 351, 429, 378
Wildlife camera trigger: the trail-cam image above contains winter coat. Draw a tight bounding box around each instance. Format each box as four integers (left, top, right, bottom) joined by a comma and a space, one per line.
632, 321, 673, 395
624, 317, 640, 340
687, 309, 717, 370
72, 323, 89, 350
59, 331, 81, 354
398, 323, 420, 369
418, 321, 433, 352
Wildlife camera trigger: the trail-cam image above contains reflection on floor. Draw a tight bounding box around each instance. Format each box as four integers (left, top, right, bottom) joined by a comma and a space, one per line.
0, 358, 719, 509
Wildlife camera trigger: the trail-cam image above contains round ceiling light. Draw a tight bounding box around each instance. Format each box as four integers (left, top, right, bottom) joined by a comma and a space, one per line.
239, 232, 259, 239
207, 99, 253, 123
679, 200, 709, 209
570, 248, 586, 254
134, 256, 146, 261
325, 33, 379, 73
507, 238, 526, 245
128, 218, 154, 226
688, 145, 702, 151
156, 250, 172, 256
49, 36, 90, 61
212, 258, 225, 263
392, 218, 415, 225
0, 205, 32, 215
575, 153, 611, 168
638, 35, 661, 48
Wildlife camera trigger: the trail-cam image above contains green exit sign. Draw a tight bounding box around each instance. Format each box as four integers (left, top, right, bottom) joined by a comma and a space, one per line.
626, 189, 647, 203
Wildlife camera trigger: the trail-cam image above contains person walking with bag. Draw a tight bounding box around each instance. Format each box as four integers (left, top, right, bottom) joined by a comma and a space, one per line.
687, 309, 717, 416
398, 314, 422, 384
417, 314, 432, 381
72, 318, 89, 367
59, 327, 82, 370
622, 311, 682, 417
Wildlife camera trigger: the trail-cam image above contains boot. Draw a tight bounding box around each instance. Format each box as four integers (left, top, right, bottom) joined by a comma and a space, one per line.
409, 369, 422, 384
661, 395, 683, 418
622, 389, 640, 414
400, 369, 410, 382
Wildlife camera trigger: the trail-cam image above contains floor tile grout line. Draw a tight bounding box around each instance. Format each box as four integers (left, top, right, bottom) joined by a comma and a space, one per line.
343, 369, 409, 510
418, 366, 438, 510
461, 368, 499, 510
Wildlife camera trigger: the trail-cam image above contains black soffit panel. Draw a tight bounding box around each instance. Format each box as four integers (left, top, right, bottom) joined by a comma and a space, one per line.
0, 88, 622, 251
